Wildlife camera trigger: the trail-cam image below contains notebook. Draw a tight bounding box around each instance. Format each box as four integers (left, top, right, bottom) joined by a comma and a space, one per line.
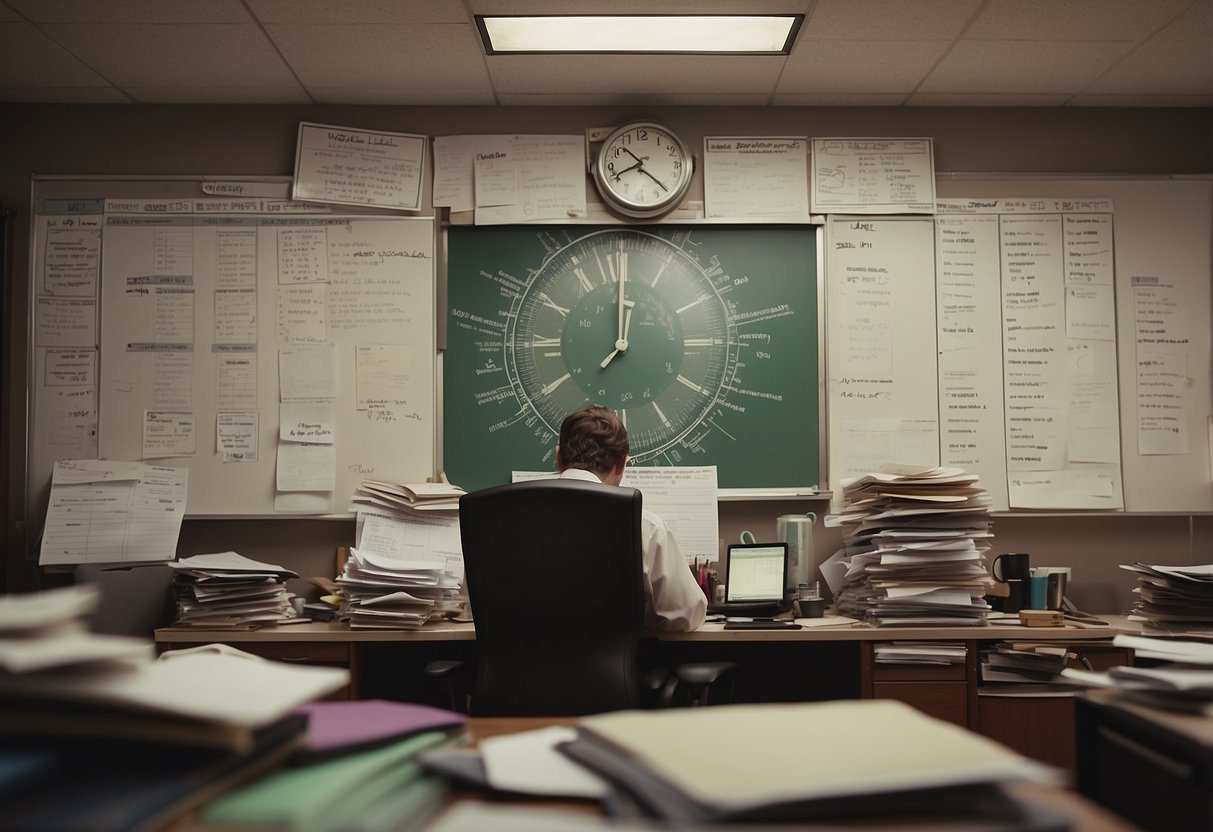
709, 542, 789, 616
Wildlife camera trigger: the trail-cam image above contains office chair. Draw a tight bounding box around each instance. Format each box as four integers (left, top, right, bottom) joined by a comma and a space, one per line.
73, 563, 176, 638
427, 478, 733, 716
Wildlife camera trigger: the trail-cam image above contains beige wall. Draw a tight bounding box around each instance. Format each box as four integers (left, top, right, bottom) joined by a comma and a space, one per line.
3, 104, 1211, 605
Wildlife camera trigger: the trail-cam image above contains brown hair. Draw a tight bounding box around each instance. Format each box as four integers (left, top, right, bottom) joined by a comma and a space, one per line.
558, 406, 629, 475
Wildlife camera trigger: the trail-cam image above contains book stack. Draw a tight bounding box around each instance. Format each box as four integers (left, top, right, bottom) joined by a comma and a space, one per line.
1120, 562, 1213, 635
0, 586, 349, 832
337, 547, 463, 630
829, 464, 994, 626
168, 551, 301, 628
351, 479, 465, 516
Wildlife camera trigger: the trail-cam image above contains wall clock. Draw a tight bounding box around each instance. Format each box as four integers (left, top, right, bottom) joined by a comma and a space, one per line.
593, 122, 694, 218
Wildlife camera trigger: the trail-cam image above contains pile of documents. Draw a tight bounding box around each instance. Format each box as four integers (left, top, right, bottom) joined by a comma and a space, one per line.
980, 642, 1071, 684
1062, 634, 1213, 715
168, 551, 301, 628
337, 547, 463, 630
1120, 562, 1213, 634
0, 586, 349, 831
874, 641, 967, 666
826, 464, 994, 626
351, 479, 465, 515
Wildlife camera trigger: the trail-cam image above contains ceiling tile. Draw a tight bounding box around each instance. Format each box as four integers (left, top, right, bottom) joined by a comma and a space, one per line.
778, 40, 949, 94
0, 21, 112, 86
487, 54, 784, 94
1084, 1, 1213, 94
0, 86, 129, 102
247, 0, 467, 25
0, 5, 22, 21
45, 23, 299, 87
965, 0, 1193, 41
309, 87, 498, 105
6, 0, 250, 24
803, 0, 981, 40
906, 92, 1070, 106
126, 86, 312, 104
921, 40, 1135, 93
269, 23, 490, 91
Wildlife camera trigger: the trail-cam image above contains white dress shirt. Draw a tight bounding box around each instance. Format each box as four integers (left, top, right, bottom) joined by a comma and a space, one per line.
559, 468, 707, 631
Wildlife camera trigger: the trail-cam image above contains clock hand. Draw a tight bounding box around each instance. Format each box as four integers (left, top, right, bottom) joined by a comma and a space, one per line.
599, 301, 634, 368
620, 147, 644, 165
639, 167, 669, 191
612, 160, 642, 180
616, 247, 628, 347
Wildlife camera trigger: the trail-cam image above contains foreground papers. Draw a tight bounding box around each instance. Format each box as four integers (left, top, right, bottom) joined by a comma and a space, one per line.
559, 700, 1056, 824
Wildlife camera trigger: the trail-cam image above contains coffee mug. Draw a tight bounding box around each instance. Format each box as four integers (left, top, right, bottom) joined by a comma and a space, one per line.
992, 552, 1031, 582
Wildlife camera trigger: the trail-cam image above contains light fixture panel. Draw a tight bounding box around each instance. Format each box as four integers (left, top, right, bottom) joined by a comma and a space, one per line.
477, 15, 803, 55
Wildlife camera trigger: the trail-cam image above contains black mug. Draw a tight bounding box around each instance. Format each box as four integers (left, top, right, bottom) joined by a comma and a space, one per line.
992, 552, 1031, 582
992, 553, 1031, 613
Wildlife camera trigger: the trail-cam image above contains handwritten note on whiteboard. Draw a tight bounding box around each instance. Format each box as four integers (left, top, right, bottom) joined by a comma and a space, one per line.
703, 137, 809, 220
293, 122, 426, 212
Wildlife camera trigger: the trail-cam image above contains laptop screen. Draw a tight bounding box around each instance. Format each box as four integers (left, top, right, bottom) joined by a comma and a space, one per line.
725, 543, 788, 603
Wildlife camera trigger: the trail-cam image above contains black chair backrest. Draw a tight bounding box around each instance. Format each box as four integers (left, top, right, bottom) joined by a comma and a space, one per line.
74, 563, 176, 637
459, 478, 645, 716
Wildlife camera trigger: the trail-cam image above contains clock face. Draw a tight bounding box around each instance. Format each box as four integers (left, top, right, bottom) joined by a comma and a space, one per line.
595, 123, 693, 218
506, 229, 735, 460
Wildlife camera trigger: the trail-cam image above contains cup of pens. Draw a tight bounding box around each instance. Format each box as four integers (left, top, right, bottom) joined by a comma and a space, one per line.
795, 582, 825, 618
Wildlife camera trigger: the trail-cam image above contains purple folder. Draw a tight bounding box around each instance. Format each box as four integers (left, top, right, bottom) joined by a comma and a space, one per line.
293, 699, 466, 761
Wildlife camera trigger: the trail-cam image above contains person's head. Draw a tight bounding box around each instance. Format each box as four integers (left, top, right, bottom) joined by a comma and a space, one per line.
556, 405, 629, 484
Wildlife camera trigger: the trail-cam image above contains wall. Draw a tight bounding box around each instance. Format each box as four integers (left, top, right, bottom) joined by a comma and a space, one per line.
3, 104, 1212, 605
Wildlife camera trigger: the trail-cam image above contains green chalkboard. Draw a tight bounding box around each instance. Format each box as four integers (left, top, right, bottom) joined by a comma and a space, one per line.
443, 225, 818, 492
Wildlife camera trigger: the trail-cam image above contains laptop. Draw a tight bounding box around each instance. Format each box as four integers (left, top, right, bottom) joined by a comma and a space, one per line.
708, 542, 789, 617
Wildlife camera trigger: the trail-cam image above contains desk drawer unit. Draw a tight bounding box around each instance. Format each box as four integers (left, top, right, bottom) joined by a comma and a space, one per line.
1076, 694, 1213, 832
860, 642, 973, 728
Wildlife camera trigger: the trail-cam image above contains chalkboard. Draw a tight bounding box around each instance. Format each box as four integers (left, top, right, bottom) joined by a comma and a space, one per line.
443, 225, 820, 492
29, 177, 437, 518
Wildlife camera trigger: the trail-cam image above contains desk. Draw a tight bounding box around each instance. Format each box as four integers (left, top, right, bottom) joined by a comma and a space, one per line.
156, 618, 1135, 768
432, 716, 1141, 832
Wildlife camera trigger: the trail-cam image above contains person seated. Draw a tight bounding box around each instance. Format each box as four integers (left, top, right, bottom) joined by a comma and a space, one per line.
556, 405, 707, 632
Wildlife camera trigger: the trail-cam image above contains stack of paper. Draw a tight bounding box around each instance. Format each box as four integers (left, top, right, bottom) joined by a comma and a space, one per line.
1062, 634, 1213, 715
1120, 562, 1213, 634
556, 700, 1060, 825
351, 479, 465, 515
874, 641, 967, 666
826, 464, 994, 626
0, 587, 350, 831
337, 547, 463, 630
168, 551, 300, 628
980, 643, 1071, 684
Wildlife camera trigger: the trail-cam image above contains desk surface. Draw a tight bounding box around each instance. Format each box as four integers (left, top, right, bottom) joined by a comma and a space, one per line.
439, 716, 1140, 832
156, 615, 1137, 644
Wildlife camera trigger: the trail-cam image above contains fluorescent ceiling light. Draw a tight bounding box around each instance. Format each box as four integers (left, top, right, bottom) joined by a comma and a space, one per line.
477, 15, 802, 55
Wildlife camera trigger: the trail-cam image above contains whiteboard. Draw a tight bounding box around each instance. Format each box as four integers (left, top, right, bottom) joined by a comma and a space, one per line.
935, 177, 1211, 513
29, 177, 437, 518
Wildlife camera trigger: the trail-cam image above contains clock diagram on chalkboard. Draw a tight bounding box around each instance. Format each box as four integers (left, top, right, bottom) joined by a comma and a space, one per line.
444, 225, 818, 492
